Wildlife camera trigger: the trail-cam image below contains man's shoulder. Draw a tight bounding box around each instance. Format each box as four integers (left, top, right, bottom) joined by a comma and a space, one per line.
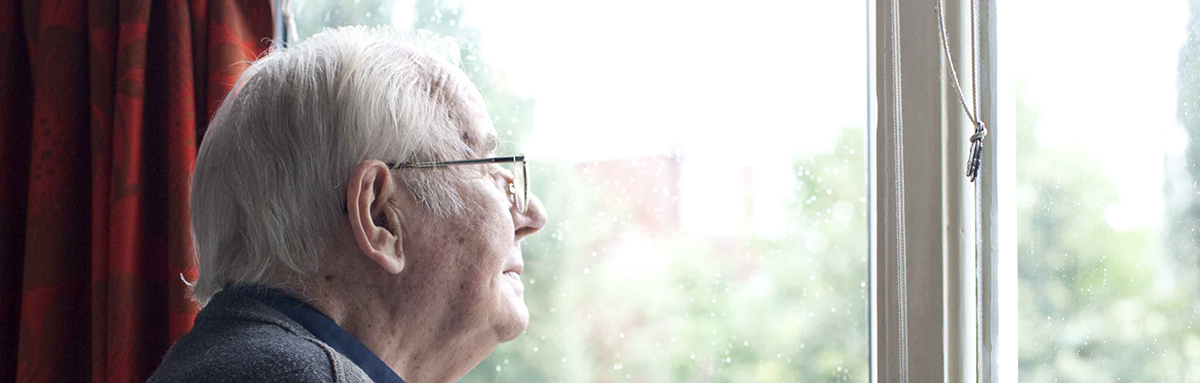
149, 294, 338, 383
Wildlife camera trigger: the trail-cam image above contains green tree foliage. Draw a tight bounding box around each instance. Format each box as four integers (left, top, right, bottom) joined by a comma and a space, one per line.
1172, 0, 1200, 264
1180, 0, 1200, 175
1018, 72, 1200, 380
1017, 1, 1200, 381
453, 126, 869, 383
291, 0, 399, 41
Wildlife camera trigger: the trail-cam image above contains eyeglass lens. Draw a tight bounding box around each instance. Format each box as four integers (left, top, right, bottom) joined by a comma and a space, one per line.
513, 161, 528, 213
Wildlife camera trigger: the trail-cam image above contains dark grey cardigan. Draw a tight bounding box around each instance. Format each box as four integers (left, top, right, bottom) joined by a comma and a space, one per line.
148, 289, 372, 383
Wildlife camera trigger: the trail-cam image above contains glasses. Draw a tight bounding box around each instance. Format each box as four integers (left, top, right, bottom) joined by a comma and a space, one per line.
388, 155, 529, 213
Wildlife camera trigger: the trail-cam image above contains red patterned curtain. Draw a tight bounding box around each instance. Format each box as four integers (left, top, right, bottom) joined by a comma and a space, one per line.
0, 1, 273, 381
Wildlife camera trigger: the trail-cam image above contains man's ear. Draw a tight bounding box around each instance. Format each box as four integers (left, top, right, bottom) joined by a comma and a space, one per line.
346, 160, 405, 274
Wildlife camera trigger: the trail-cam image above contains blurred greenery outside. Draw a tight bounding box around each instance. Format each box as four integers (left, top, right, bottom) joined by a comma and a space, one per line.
290, 0, 870, 382
1016, 0, 1200, 381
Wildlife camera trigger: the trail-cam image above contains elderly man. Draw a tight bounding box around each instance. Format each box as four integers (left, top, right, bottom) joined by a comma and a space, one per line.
149, 27, 547, 383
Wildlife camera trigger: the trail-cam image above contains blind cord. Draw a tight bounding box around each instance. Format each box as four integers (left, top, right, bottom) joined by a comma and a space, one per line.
890, 0, 910, 381
936, 0, 988, 183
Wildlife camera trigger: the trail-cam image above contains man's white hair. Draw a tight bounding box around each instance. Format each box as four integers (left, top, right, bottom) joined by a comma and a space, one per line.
190, 26, 477, 305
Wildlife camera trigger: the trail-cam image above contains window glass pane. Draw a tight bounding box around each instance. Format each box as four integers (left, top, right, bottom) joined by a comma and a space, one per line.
290, 1, 870, 381
1014, 0, 1200, 380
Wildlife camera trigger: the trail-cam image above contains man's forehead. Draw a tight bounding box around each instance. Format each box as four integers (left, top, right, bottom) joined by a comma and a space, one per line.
432, 66, 498, 156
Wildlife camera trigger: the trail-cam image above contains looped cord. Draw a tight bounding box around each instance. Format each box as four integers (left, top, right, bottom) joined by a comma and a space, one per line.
969, 121, 988, 143
936, 0, 988, 183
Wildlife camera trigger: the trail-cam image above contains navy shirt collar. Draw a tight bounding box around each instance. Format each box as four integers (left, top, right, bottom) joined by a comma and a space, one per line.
230, 285, 407, 383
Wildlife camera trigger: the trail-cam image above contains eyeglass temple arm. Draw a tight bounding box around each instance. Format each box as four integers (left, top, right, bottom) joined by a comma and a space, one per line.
394, 155, 525, 169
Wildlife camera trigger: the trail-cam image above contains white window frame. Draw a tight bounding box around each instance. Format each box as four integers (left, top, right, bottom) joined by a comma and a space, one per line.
869, 0, 1001, 382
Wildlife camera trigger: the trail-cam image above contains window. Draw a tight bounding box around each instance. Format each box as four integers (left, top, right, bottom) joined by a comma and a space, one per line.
287, 0, 871, 381
1012, 0, 1200, 380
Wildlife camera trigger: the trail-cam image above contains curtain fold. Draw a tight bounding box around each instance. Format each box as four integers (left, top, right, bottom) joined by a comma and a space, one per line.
0, 1, 273, 381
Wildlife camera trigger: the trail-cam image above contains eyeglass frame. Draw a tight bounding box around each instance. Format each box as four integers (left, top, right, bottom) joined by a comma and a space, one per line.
386, 155, 529, 213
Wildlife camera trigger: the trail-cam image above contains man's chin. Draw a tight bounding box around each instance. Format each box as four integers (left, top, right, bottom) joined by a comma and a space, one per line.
496, 302, 529, 342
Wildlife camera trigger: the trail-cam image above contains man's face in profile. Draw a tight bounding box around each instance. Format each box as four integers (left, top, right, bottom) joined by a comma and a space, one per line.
387, 68, 543, 343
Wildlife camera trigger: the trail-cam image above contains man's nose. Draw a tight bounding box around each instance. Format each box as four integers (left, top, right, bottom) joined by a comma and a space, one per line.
514, 193, 548, 241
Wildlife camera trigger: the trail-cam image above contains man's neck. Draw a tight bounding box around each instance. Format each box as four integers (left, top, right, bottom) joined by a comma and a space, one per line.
302, 276, 499, 383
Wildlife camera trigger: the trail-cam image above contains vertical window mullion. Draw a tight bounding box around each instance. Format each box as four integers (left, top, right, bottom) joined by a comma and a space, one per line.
872, 0, 991, 381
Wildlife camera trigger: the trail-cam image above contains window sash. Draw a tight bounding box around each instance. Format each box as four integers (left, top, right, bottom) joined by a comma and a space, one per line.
869, 0, 1000, 382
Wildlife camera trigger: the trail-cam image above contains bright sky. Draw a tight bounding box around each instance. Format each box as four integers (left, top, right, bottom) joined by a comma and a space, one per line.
436, 0, 869, 163
386, 0, 1200, 234
1010, 0, 1189, 231
446, 0, 867, 238
385, 0, 868, 238
382, 0, 1192, 234
383, 0, 1198, 234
